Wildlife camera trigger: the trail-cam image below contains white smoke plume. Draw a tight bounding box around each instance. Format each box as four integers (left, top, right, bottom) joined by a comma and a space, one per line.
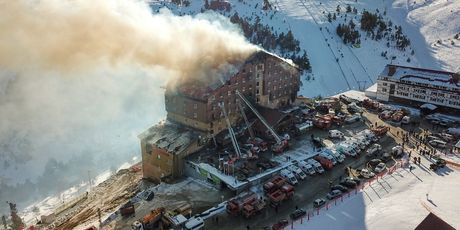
0, 0, 257, 198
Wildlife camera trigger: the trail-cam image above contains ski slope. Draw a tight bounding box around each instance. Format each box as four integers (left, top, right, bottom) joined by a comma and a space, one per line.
150, 0, 459, 98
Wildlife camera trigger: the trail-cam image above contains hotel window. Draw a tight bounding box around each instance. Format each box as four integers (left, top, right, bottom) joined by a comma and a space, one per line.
193, 103, 197, 109
193, 113, 197, 118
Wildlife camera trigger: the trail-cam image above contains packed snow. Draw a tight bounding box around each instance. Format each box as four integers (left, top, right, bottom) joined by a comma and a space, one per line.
292, 159, 460, 229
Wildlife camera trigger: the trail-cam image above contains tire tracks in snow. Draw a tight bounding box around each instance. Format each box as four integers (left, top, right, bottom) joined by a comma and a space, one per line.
271, 0, 352, 90
305, 0, 374, 87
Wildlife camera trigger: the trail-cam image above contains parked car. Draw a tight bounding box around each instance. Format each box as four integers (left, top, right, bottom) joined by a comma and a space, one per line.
319, 152, 337, 166
391, 146, 404, 158
287, 165, 307, 180
328, 150, 346, 163
272, 219, 289, 230
280, 169, 298, 185
366, 144, 382, 157
360, 169, 375, 179
368, 159, 382, 167
374, 162, 387, 173
145, 190, 155, 201
433, 157, 446, 168
340, 180, 357, 188
307, 159, 325, 174
331, 184, 348, 193
298, 161, 316, 175
326, 190, 343, 200
313, 198, 326, 208
343, 177, 361, 185
345, 114, 362, 123
290, 209, 307, 220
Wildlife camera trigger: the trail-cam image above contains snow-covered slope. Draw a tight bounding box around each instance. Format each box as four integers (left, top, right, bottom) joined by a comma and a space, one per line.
391, 0, 460, 71
293, 161, 460, 229
149, 0, 458, 98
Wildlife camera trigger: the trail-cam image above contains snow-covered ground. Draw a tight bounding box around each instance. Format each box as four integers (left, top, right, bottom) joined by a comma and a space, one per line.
292, 159, 460, 229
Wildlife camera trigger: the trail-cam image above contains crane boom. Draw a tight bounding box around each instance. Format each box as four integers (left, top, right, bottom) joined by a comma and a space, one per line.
218, 102, 242, 158
235, 90, 282, 143
237, 100, 255, 139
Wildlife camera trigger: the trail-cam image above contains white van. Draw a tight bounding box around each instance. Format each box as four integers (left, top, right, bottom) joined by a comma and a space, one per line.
329, 130, 344, 139
326, 149, 345, 163
287, 165, 307, 180
306, 159, 324, 174
298, 161, 316, 175
337, 144, 357, 157
280, 169, 299, 185
185, 217, 204, 230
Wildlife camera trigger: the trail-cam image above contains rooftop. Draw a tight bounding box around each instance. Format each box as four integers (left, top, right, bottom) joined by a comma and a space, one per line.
138, 121, 202, 154
379, 64, 460, 90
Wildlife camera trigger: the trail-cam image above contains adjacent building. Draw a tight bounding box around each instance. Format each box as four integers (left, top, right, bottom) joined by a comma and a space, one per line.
376, 64, 460, 112
140, 50, 301, 182
138, 121, 206, 182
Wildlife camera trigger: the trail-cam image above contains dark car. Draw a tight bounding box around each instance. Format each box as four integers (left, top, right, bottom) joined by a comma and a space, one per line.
344, 177, 361, 185
146, 191, 155, 201
433, 157, 446, 168
368, 159, 382, 167
340, 179, 357, 188
272, 219, 289, 230
290, 209, 307, 220
326, 190, 343, 200
331, 184, 348, 192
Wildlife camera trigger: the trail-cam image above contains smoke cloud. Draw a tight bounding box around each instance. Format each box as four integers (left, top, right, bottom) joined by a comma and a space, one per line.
0, 0, 257, 195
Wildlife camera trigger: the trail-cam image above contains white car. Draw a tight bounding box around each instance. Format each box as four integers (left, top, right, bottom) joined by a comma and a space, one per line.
287, 165, 307, 180
360, 169, 375, 179
307, 159, 324, 174
298, 161, 316, 175
328, 149, 345, 163
374, 163, 387, 173
280, 169, 298, 185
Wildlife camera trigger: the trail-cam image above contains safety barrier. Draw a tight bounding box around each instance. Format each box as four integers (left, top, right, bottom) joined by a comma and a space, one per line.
283, 160, 403, 229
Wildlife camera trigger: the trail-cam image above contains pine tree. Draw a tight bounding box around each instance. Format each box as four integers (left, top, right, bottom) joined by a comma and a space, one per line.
346, 5, 352, 13
204, 0, 209, 9
328, 13, 332, 22
336, 5, 341, 13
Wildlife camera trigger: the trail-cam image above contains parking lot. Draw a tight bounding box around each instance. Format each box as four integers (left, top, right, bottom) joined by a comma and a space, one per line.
203, 109, 401, 230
